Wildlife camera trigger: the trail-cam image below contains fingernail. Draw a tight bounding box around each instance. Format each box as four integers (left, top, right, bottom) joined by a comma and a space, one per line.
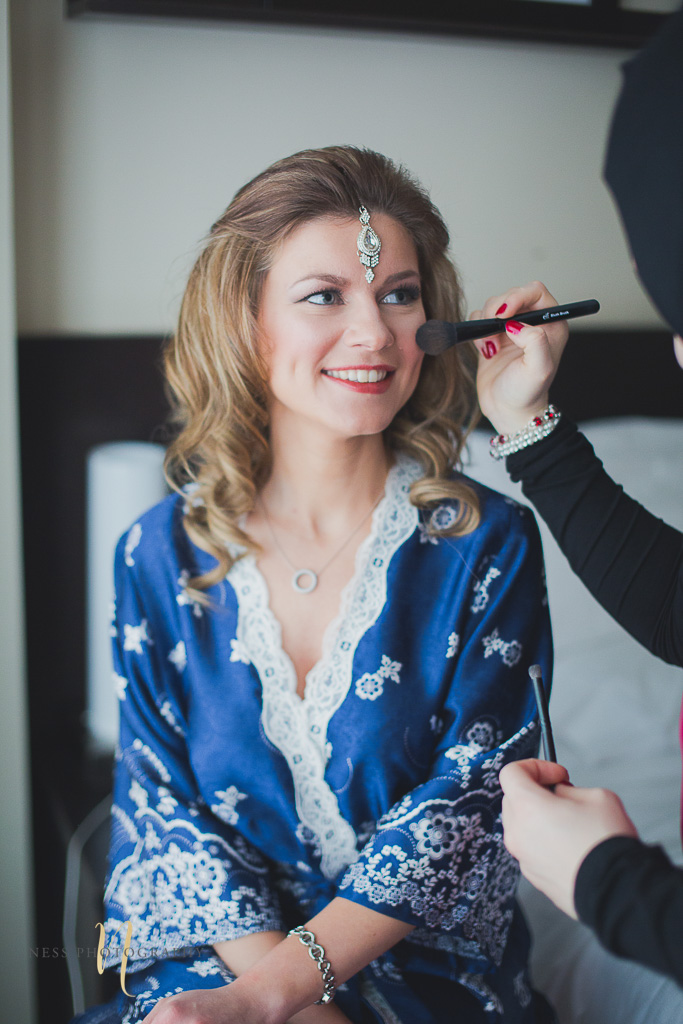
483, 340, 497, 358
506, 320, 523, 335
496, 303, 508, 316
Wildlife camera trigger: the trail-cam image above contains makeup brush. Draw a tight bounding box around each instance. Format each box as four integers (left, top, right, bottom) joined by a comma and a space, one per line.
416, 299, 600, 355
529, 664, 557, 763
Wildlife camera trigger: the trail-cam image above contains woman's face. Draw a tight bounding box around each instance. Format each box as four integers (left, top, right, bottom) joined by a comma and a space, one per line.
257, 213, 426, 442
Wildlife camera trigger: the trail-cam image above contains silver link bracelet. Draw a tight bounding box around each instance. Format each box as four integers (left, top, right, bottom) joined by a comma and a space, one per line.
287, 925, 336, 1004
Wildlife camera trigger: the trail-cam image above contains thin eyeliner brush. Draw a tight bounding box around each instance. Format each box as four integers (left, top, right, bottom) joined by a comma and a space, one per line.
416, 299, 600, 355
529, 664, 557, 763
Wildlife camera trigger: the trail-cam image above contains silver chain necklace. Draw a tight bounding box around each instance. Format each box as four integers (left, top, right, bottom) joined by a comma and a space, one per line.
259, 492, 384, 594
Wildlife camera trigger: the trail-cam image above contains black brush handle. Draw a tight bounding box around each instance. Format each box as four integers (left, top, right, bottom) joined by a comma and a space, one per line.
466, 299, 601, 341
417, 299, 600, 353
505, 299, 600, 331
529, 664, 557, 763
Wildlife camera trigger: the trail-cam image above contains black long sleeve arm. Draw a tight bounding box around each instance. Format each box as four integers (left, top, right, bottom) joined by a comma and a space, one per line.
506, 418, 683, 667
575, 836, 683, 986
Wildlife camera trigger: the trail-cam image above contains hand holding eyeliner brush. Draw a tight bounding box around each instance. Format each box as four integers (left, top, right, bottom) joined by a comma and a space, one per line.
416, 299, 600, 355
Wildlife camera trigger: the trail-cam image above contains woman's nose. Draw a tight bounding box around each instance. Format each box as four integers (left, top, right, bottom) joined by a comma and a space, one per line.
345, 307, 393, 351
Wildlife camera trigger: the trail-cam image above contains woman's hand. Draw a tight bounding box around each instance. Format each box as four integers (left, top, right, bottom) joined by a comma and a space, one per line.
142, 981, 273, 1024
142, 984, 354, 1024
500, 759, 639, 918
473, 281, 569, 436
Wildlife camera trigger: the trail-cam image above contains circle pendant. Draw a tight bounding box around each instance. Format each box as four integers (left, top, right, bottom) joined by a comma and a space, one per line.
292, 569, 318, 594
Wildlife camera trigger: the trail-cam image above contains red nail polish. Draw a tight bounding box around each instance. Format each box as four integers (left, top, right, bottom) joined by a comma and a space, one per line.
496, 303, 508, 316
506, 320, 523, 335
484, 340, 497, 358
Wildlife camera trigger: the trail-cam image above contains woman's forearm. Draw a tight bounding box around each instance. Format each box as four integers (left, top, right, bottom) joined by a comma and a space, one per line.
213, 930, 354, 1023
227, 897, 414, 1023
213, 930, 285, 976
305, 897, 414, 987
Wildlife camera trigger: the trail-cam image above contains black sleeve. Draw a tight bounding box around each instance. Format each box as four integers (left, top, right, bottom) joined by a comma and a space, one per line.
506, 418, 683, 667
574, 835, 683, 986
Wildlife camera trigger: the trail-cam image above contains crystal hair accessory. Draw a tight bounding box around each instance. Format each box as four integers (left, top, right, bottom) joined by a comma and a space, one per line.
357, 206, 381, 283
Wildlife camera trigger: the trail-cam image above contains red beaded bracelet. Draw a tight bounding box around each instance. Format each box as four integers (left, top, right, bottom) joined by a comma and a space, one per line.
489, 405, 561, 460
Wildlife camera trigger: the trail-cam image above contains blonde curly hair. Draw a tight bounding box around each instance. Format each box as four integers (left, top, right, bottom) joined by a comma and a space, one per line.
164, 145, 481, 593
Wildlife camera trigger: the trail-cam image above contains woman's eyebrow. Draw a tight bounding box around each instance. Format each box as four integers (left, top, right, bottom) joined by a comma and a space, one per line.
291, 273, 348, 288
381, 270, 421, 287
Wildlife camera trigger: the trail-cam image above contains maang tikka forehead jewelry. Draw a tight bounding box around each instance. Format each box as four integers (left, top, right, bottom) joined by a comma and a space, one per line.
357, 206, 381, 283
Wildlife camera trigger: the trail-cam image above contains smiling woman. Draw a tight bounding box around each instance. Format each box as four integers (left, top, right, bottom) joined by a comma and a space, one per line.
72, 146, 556, 1024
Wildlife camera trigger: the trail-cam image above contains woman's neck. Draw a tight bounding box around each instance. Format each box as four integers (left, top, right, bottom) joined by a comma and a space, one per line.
261, 428, 391, 539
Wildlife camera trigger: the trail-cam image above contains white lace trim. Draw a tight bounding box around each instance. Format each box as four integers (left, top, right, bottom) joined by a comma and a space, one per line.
227, 455, 421, 879
103, 799, 280, 967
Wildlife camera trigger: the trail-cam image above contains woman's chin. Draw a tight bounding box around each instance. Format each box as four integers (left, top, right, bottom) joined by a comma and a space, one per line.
280, 402, 401, 443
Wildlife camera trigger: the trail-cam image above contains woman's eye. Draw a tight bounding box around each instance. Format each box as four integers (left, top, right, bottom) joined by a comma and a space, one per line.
382, 286, 420, 305
307, 290, 339, 305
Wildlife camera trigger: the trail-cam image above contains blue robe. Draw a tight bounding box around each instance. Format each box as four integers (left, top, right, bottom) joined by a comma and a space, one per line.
88, 455, 553, 1023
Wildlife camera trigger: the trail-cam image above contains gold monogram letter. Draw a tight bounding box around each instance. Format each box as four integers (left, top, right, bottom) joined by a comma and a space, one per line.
95, 920, 133, 996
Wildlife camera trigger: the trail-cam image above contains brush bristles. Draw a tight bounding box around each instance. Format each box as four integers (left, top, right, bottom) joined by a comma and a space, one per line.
415, 320, 459, 354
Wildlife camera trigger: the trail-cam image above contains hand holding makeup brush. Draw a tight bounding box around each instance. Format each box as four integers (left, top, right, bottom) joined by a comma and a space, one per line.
473, 281, 570, 436
500, 759, 639, 919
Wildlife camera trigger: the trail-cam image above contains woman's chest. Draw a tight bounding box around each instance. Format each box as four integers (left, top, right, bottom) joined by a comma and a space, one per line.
252, 545, 362, 699
187, 655, 442, 845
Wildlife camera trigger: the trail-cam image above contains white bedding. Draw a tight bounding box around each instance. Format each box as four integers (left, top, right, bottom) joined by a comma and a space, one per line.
464, 418, 683, 1023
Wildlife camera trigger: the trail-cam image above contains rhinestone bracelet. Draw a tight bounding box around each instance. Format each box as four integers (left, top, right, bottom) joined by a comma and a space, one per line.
489, 405, 561, 460
287, 925, 336, 1004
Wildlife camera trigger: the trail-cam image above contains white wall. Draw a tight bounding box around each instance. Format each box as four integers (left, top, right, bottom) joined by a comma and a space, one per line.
1, 1, 36, 1020
11, 0, 666, 336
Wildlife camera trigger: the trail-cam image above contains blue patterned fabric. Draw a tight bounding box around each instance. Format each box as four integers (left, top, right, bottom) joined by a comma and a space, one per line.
92, 455, 553, 1023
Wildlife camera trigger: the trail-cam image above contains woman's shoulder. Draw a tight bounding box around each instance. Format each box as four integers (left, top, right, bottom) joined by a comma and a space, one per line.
461, 470, 542, 545
112, 490, 223, 631
459, 470, 533, 519
114, 489, 204, 580
394, 451, 537, 537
